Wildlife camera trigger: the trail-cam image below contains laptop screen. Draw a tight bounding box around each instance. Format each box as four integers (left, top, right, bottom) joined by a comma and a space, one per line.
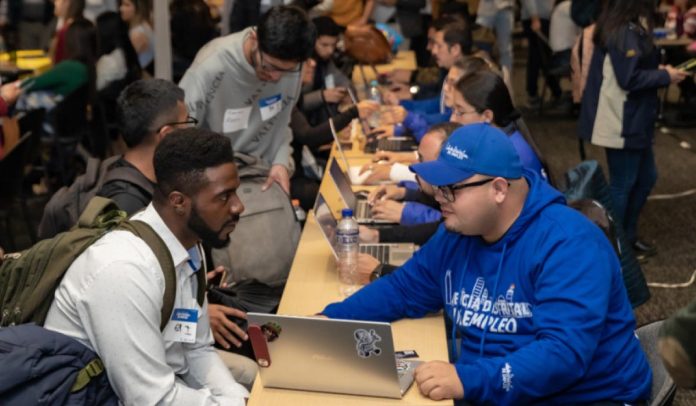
314, 192, 339, 258
328, 159, 357, 210
328, 118, 353, 178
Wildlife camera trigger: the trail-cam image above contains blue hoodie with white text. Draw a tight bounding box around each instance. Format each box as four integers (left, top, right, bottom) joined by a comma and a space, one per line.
323, 170, 651, 405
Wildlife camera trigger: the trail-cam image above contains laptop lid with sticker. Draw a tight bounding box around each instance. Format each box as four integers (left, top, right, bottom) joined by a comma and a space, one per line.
246, 313, 402, 399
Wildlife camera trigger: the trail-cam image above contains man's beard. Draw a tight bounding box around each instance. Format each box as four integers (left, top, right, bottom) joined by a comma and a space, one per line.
187, 204, 238, 249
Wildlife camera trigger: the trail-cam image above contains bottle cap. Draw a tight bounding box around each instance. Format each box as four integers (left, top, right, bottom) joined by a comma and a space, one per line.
341, 208, 353, 218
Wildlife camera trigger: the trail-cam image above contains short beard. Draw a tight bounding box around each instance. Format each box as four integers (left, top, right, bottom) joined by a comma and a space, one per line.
187, 204, 232, 249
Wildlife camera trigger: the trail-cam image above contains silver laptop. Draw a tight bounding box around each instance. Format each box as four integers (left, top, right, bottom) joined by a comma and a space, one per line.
314, 192, 416, 266
246, 313, 422, 398
327, 158, 398, 225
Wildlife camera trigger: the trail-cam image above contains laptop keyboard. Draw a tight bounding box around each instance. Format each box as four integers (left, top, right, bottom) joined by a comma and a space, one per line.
360, 244, 391, 263
356, 201, 371, 219
378, 138, 416, 151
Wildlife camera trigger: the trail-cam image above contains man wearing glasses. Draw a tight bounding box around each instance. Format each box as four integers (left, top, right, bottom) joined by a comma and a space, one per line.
179, 5, 316, 194
321, 123, 652, 405
97, 79, 196, 215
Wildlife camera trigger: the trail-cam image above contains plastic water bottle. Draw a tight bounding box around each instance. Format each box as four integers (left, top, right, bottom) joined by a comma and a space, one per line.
368, 80, 381, 103
336, 208, 359, 297
368, 80, 382, 128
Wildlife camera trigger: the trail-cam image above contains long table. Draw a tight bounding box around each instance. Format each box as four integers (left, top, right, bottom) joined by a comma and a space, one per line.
247, 135, 452, 406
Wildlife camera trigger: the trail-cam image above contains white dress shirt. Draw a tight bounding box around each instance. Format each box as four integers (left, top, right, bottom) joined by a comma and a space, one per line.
45, 203, 248, 405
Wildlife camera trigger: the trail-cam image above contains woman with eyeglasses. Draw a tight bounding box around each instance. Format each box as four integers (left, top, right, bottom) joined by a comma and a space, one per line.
450, 69, 549, 182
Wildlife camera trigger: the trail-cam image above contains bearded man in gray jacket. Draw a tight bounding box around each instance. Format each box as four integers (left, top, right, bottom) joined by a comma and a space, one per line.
179, 5, 316, 194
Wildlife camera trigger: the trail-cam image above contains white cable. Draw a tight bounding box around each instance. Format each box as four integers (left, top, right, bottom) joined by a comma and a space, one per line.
647, 269, 696, 288
648, 188, 696, 201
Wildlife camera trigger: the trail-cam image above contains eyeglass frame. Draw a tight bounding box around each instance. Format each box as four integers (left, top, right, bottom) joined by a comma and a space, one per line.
451, 108, 480, 119
155, 116, 198, 133
437, 177, 498, 202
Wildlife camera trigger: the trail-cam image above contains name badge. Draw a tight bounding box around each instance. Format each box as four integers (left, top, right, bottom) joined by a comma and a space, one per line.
223, 106, 252, 133
324, 74, 335, 89
259, 94, 283, 121
163, 308, 198, 343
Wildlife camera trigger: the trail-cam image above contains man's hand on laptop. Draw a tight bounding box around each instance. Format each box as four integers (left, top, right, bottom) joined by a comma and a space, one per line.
359, 226, 379, 243
262, 164, 290, 195
414, 361, 465, 401
357, 253, 381, 285
362, 163, 392, 185
209, 304, 249, 349
370, 200, 404, 223
368, 185, 406, 204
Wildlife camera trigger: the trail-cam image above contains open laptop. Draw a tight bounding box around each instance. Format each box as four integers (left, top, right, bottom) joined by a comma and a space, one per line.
314, 192, 416, 266
246, 313, 422, 398
327, 158, 396, 225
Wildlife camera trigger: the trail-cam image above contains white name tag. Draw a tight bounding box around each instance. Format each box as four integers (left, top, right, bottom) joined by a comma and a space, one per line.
223, 106, 252, 133
259, 94, 283, 121
163, 308, 198, 344
325, 74, 335, 89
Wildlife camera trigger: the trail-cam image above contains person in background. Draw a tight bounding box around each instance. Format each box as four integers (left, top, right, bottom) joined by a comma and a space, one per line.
301, 15, 353, 126
1, 0, 54, 50
450, 69, 547, 180
83, 0, 116, 22
475, 0, 514, 94
50, 0, 84, 63
22, 18, 96, 103
521, 0, 561, 109
170, 0, 218, 83
579, 0, 687, 260
180, 5, 316, 196
95, 11, 141, 92
119, 0, 153, 71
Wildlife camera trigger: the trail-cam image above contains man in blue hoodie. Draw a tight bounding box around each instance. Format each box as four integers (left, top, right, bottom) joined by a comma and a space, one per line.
322, 123, 652, 405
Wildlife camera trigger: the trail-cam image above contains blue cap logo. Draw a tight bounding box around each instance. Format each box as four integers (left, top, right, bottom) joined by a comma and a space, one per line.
409, 123, 523, 186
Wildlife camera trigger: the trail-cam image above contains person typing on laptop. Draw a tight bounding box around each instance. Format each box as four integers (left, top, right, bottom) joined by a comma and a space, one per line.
321, 123, 652, 405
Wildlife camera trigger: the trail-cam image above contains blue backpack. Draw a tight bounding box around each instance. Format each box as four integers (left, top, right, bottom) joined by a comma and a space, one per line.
0, 324, 119, 405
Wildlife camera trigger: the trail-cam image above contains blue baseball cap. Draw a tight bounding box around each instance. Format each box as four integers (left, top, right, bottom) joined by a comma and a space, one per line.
409, 123, 522, 186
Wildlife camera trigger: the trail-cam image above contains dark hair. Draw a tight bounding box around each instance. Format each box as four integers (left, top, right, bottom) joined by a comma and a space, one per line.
127, 0, 153, 25
96, 11, 141, 83
154, 128, 235, 197
453, 56, 491, 77
427, 122, 461, 139
431, 15, 457, 31
312, 16, 341, 38
443, 21, 473, 56
593, 0, 656, 51
66, 0, 85, 21
117, 79, 185, 148
455, 70, 519, 127
65, 18, 97, 108
257, 5, 316, 62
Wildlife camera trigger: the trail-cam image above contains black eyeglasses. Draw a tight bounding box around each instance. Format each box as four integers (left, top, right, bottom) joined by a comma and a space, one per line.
156, 116, 198, 133
257, 48, 302, 73
437, 178, 495, 202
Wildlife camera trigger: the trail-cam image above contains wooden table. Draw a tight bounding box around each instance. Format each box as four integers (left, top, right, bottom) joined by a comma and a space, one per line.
247, 211, 452, 406
247, 141, 452, 406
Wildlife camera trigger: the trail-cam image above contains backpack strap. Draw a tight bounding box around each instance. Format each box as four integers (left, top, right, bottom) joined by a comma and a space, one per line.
103, 165, 155, 196
118, 220, 176, 332
76, 197, 123, 228
117, 220, 207, 330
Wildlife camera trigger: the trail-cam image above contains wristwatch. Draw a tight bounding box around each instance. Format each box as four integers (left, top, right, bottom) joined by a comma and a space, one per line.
369, 263, 385, 282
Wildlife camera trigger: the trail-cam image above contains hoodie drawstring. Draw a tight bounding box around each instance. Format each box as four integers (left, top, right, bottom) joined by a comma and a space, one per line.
450, 245, 472, 361
478, 243, 507, 357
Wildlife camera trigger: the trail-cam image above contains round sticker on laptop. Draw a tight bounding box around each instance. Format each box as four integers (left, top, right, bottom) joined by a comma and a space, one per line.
354, 329, 382, 358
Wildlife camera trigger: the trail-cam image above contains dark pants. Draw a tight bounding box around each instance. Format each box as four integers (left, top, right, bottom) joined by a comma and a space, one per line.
522, 18, 562, 99
605, 146, 658, 243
